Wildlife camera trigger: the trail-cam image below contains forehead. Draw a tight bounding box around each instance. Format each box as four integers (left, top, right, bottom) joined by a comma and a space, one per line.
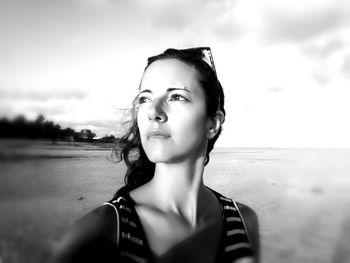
140, 59, 202, 92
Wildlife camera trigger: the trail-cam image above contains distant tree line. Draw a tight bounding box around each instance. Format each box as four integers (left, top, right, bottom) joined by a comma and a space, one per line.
0, 114, 116, 143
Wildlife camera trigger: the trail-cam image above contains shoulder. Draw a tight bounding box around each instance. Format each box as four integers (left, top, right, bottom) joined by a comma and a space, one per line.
50, 204, 119, 263
236, 202, 260, 261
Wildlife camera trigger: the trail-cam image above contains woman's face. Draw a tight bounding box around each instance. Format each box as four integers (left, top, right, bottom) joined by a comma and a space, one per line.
137, 59, 211, 164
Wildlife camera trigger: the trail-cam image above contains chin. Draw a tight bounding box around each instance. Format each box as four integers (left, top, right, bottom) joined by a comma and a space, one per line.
143, 142, 206, 164
145, 150, 172, 163
146, 150, 196, 164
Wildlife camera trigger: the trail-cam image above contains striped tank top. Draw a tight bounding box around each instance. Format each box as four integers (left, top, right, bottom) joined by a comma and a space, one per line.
104, 187, 253, 262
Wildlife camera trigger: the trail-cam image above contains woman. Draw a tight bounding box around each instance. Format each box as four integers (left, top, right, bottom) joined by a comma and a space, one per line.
52, 47, 259, 263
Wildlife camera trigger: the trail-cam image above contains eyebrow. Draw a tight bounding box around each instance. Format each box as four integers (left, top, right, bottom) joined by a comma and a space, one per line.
139, 87, 191, 94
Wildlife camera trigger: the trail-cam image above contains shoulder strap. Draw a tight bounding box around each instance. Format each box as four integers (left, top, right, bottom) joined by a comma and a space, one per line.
214, 192, 254, 262
103, 199, 121, 247
103, 186, 133, 246
104, 194, 151, 263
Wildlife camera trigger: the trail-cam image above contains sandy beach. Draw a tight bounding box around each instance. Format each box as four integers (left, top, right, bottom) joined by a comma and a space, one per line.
0, 140, 349, 263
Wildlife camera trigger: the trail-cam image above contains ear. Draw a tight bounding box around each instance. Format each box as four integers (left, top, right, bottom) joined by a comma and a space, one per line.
207, 110, 225, 139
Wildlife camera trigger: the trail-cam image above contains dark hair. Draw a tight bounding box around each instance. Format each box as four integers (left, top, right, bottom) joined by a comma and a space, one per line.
113, 48, 226, 194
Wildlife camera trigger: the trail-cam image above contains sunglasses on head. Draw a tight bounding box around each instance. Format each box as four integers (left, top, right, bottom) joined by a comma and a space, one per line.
177, 47, 217, 76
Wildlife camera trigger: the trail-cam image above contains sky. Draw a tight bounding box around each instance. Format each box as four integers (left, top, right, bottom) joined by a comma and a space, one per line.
0, 0, 349, 147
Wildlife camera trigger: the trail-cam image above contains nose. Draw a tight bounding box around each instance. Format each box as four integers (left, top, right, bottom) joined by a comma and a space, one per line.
147, 98, 167, 122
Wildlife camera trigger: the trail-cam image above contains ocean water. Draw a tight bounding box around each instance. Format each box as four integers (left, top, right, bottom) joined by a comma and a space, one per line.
207, 148, 350, 263
0, 142, 349, 262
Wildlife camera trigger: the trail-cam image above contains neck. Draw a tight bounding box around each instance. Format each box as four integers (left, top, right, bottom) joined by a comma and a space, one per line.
148, 155, 211, 227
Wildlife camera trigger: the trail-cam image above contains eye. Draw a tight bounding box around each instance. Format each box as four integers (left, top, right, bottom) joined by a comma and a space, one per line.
138, 96, 151, 104
169, 94, 187, 102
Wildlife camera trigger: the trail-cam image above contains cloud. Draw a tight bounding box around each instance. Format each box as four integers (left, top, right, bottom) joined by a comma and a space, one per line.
146, 2, 195, 31
261, 3, 350, 43
341, 55, 350, 79
302, 38, 344, 59
302, 38, 346, 85
0, 86, 90, 121
0, 86, 88, 101
129, 0, 243, 41
0, 97, 78, 121
211, 17, 245, 41
268, 86, 285, 93
311, 70, 332, 86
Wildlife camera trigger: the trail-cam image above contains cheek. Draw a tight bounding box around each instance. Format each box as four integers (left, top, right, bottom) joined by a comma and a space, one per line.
136, 110, 146, 142
174, 108, 208, 138
137, 110, 147, 138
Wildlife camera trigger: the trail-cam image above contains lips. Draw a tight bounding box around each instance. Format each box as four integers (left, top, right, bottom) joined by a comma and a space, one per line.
147, 129, 171, 139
